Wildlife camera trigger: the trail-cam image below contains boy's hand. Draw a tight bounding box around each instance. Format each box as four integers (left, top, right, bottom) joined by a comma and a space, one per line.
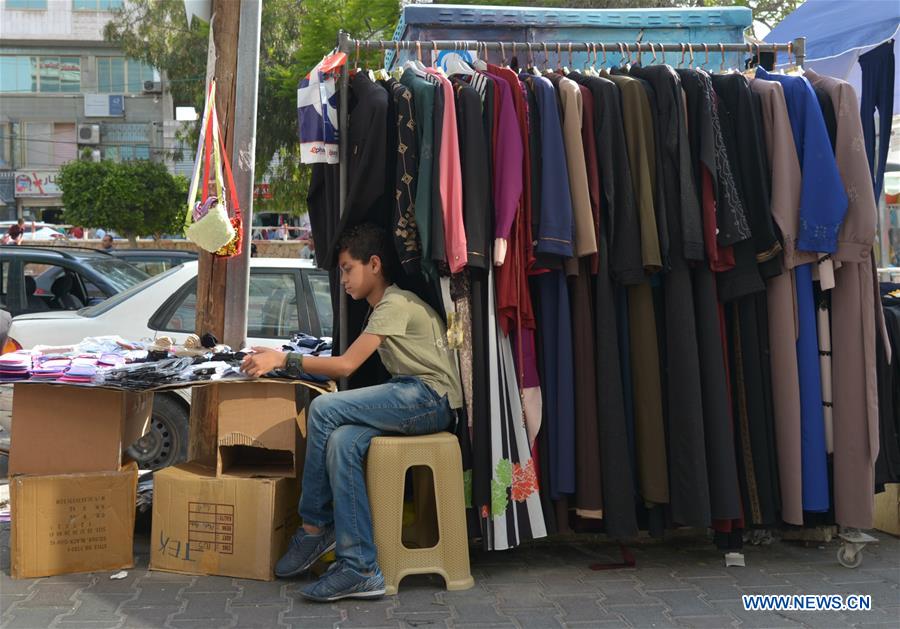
240, 347, 288, 378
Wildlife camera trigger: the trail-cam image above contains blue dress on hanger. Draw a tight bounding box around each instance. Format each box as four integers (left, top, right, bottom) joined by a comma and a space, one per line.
755, 68, 848, 513
530, 75, 577, 499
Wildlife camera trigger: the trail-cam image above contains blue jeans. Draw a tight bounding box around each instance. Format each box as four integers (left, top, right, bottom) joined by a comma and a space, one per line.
298, 376, 453, 573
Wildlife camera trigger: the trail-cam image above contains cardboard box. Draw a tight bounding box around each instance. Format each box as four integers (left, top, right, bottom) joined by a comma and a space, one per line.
10, 464, 138, 579
874, 483, 900, 536
150, 463, 300, 581
9, 384, 151, 476
215, 381, 303, 478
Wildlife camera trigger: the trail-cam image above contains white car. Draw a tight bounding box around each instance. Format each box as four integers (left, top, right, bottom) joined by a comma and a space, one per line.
7, 258, 333, 468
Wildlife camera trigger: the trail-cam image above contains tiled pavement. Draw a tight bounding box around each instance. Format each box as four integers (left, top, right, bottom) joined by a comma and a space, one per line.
0, 525, 897, 628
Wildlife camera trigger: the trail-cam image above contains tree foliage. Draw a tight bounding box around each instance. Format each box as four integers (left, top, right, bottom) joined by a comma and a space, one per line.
58, 160, 188, 244
104, 0, 801, 217
104, 0, 209, 128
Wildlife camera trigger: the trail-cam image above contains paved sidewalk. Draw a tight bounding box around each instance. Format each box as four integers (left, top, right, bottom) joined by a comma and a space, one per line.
1, 524, 898, 629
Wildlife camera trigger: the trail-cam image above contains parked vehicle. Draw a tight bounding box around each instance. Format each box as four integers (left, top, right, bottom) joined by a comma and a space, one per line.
0, 247, 149, 318
109, 249, 198, 276
6, 258, 332, 469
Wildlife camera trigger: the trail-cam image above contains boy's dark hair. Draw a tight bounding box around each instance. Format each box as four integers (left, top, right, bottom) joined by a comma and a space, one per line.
337, 222, 393, 280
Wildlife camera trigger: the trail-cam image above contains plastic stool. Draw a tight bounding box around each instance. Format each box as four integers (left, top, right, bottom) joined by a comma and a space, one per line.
366, 432, 474, 595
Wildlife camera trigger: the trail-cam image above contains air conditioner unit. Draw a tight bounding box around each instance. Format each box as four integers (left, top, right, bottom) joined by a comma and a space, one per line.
143, 80, 162, 94
77, 124, 100, 145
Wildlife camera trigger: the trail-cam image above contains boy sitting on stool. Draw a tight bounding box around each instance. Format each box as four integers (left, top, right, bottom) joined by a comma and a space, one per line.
242, 223, 461, 602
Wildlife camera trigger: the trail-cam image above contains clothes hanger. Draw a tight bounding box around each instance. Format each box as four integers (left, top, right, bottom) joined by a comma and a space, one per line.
532, 42, 542, 76
431, 42, 447, 75
404, 41, 428, 74
741, 42, 759, 80
374, 42, 390, 81
562, 42, 572, 75
444, 43, 475, 77
472, 41, 488, 71
648, 42, 658, 67
391, 41, 404, 79
618, 42, 630, 71
678, 43, 685, 69
784, 42, 804, 76
361, 42, 376, 82
403, 44, 427, 76
499, 42, 507, 69
635, 42, 642, 67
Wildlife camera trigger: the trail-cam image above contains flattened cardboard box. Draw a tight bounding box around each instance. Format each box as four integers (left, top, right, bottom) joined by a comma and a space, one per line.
9, 383, 152, 476
151, 463, 299, 581
10, 464, 138, 579
215, 381, 304, 478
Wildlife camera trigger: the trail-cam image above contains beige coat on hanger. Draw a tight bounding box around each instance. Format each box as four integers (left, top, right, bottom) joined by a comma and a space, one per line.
806, 68, 886, 530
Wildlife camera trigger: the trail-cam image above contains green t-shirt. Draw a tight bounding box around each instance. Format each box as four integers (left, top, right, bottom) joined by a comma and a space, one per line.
364, 285, 462, 409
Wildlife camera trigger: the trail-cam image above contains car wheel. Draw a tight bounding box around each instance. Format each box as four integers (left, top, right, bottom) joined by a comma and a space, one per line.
127, 394, 189, 469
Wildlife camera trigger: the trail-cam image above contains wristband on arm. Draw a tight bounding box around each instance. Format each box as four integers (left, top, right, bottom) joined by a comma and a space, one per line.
284, 352, 304, 377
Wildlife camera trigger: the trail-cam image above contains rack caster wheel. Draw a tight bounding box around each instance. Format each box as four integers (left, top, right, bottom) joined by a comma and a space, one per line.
836, 530, 878, 569
837, 544, 863, 568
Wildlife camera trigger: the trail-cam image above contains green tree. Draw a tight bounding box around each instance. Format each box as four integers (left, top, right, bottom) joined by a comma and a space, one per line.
259, 0, 400, 215
104, 0, 400, 219
58, 160, 188, 245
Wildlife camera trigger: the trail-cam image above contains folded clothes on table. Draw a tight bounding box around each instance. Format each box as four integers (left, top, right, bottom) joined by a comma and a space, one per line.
0, 351, 33, 379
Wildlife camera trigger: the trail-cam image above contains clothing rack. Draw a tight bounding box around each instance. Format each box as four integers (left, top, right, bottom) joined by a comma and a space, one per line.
332, 30, 807, 361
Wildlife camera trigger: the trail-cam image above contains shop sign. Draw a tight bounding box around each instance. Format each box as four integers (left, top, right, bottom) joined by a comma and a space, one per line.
14, 170, 61, 198
254, 183, 272, 200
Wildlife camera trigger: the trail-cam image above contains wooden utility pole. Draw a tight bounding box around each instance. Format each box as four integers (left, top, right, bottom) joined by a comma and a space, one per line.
188, 0, 261, 465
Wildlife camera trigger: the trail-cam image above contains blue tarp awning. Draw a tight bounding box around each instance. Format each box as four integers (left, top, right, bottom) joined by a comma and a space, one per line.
765, 0, 899, 62
765, 0, 899, 113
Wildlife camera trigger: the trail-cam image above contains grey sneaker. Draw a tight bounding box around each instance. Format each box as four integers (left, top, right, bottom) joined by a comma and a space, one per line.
274, 526, 335, 578
300, 560, 387, 602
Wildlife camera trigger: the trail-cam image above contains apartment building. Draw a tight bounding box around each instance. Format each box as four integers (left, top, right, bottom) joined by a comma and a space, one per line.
0, 0, 177, 221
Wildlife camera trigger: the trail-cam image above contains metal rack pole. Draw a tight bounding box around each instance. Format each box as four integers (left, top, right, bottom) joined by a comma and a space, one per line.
340, 37, 808, 68
337, 30, 351, 389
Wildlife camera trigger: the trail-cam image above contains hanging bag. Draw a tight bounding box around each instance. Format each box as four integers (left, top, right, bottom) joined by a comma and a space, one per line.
184, 81, 243, 256
212, 102, 243, 257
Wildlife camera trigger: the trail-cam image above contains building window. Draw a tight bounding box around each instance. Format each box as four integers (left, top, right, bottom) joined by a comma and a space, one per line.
97, 57, 156, 93
102, 123, 151, 162
103, 144, 150, 162
38, 57, 82, 93
20, 122, 77, 168
73, 0, 123, 10
0, 56, 35, 92
0, 56, 80, 93
7, 0, 48, 9
0, 122, 11, 169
